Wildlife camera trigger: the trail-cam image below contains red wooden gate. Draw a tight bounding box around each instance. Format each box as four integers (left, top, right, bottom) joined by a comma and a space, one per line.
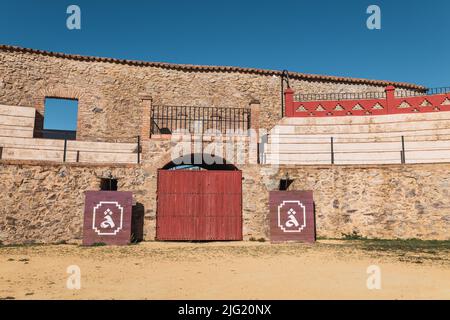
156, 170, 242, 240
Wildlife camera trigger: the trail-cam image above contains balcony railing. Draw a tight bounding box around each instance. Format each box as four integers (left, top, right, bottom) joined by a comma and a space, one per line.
294, 91, 387, 102
151, 105, 251, 135
395, 86, 450, 98
286, 85, 450, 117
293, 86, 450, 102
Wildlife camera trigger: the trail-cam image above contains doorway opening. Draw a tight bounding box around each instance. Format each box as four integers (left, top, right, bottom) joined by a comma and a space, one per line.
157, 154, 242, 241
100, 178, 118, 191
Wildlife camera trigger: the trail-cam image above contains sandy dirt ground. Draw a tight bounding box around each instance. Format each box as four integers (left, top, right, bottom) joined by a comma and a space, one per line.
0, 240, 449, 300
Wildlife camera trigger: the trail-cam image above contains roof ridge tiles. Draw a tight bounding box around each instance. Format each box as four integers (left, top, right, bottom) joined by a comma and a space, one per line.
0, 44, 426, 91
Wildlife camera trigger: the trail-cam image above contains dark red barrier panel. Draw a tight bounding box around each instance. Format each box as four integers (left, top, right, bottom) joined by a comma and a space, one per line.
83, 191, 133, 246
269, 191, 315, 243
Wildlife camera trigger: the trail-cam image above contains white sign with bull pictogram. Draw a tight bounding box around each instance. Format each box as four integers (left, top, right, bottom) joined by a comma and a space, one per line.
277, 200, 306, 233
92, 201, 124, 236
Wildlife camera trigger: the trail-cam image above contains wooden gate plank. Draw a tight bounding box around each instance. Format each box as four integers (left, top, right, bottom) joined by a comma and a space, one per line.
156, 170, 242, 240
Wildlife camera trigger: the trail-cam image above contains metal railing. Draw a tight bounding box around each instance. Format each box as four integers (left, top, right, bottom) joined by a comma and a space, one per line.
0, 136, 141, 164
151, 105, 251, 135
395, 86, 450, 98
294, 91, 386, 102
264, 133, 450, 165
327, 136, 407, 165
294, 86, 450, 102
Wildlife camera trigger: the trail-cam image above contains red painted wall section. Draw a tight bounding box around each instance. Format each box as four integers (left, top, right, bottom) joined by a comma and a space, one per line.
285, 86, 450, 117
284, 88, 295, 117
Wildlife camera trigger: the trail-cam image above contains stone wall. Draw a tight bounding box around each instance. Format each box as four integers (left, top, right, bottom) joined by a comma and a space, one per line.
1, 160, 449, 245
0, 161, 148, 244
268, 164, 450, 240
0, 48, 420, 142
1, 46, 444, 245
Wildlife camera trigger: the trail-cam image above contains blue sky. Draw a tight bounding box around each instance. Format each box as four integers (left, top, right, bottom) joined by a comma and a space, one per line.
0, 0, 449, 88
43, 98, 78, 130
5, 0, 449, 131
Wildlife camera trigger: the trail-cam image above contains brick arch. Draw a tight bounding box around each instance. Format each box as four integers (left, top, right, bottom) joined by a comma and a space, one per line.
160, 153, 240, 171
150, 136, 248, 171
38, 87, 86, 100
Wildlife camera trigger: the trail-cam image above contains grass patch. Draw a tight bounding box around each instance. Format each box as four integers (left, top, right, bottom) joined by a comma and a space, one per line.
0, 241, 73, 249
0, 243, 46, 248
360, 239, 450, 252
90, 242, 107, 247
341, 231, 368, 240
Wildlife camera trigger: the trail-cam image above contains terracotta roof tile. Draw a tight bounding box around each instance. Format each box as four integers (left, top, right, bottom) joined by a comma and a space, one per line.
0, 44, 426, 91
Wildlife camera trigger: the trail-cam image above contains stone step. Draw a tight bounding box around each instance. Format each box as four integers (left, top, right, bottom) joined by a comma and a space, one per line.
0, 136, 137, 153
264, 142, 401, 153
263, 151, 402, 165
279, 110, 450, 126
1, 147, 137, 164
0, 136, 64, 149
0, 114, 35, 127
267, 128, 450, 143
406, 149, 450, 161
1, 147, 64, 162
65, 150, 138, 163
263, 157, 401, 165
263, 148, 450, 165
264, 152, 333, 162
271, 119, 450, 135
264, 140, 450, 153
68, 140, 137, 153
0, 127, 34, 138
0, 104, 35, 118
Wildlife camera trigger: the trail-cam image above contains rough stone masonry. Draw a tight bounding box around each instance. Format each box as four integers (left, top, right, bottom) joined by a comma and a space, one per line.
0, 45, 448, 244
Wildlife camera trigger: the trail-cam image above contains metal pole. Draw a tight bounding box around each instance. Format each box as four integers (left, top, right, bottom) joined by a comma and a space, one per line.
331, 137, 334, 164
280, 70, 290, 118
137, 135, 141, 164
401, 135, 405, 164
76, 150, 80, 163
281, 76, 284, 118
63, 139, 67, 162
0, 146, 3, 160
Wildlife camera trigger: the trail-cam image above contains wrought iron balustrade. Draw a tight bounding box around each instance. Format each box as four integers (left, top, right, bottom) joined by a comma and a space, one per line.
294, 91, 386, 102
151, 105, 251, 135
